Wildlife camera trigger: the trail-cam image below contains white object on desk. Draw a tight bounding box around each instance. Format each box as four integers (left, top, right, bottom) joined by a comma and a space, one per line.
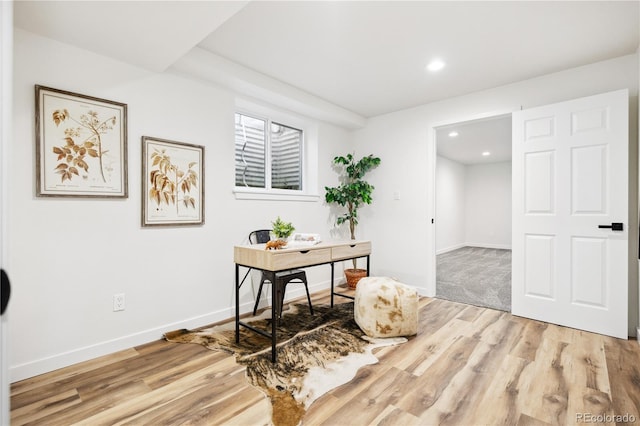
286, 233, 321, 248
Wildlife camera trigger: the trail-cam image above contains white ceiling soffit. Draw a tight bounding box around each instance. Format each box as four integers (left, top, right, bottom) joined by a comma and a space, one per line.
13, 0, 248, 73
199, 1, 639, 118
436, 115, 512, 165
170, 47, 367, 129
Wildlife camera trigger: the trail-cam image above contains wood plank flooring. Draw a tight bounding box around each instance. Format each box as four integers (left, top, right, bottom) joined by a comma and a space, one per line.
11, 290, 640, 425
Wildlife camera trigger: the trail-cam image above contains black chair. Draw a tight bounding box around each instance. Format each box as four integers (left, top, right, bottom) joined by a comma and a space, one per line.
249, 229, 314, 319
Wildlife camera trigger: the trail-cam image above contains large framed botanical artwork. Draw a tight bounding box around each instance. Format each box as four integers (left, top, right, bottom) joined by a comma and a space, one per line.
35, 85, 128, 197
142, 136, 205, 227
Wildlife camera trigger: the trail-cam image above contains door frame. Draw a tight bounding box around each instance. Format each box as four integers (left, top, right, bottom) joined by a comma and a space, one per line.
428, 109, 514, 297
0, 0, 12, 422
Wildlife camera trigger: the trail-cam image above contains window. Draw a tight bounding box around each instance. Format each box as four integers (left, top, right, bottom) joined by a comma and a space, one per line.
235, 112, 303, 191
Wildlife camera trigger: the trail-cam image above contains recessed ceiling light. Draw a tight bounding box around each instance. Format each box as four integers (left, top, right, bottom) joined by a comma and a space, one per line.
482, 151, 491, 156
448, 131, 458, 137
426, 59, 445, 72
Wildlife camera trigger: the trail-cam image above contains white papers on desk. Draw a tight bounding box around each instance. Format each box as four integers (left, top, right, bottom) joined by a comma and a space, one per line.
286, 233, 321, 247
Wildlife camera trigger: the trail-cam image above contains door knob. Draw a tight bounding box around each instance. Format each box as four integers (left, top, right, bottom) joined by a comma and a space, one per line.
598, 222, 623, 231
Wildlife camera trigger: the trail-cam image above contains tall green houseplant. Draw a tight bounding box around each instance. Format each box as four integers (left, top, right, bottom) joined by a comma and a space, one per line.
325, 153, 380, 286
325, 153, 381, 240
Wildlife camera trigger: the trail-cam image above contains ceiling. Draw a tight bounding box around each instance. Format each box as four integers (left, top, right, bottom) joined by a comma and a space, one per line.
13, 1, 640, 121
13, 1, 249, 72
436, 115, 512, 165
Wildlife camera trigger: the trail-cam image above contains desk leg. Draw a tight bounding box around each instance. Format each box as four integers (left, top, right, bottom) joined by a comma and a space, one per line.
330, 262, 335, 307
235, 263, 240, 344
366, 255, 370, 276
270, 271, 277, 363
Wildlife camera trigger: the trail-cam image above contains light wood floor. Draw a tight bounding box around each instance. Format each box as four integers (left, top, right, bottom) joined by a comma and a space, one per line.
11, 290, 640, 425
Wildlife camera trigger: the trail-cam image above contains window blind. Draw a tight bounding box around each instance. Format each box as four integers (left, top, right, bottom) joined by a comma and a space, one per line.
235, 114, 302, 191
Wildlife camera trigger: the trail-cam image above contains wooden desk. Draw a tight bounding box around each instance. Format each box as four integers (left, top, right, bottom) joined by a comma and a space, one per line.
234, 240, 371, 362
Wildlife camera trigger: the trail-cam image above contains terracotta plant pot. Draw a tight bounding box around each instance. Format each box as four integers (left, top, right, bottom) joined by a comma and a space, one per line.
345, 268, 367, 289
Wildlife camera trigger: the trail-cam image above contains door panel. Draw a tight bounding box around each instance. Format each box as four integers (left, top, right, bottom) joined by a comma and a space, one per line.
525, 151, 555, 214
571, 237, 606, 307
524, 234, 555, 299
571, 145, 607, 214
513, 89, 628, 339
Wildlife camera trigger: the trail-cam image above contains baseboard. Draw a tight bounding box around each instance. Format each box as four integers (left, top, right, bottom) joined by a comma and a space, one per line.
465, 242, 512, 250
10, 306, 235, 382
437, 243, 512, 255
10, 279, 335, 383
436, 243, 466, 255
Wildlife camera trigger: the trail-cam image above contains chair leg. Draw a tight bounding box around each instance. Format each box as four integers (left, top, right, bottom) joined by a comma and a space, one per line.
276, 281, 286, 322
303, 282, 314, 315
253, 278, 266, 316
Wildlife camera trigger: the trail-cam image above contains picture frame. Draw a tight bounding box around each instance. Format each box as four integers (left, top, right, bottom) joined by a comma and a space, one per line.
142, 136, 205, 227
35, 85, 128, 198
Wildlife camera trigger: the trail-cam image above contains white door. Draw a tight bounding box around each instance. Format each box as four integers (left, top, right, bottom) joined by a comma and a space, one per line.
512, 89, 629, 339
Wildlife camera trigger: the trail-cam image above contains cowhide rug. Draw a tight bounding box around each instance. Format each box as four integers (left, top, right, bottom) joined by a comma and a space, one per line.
164, 302, 406, 426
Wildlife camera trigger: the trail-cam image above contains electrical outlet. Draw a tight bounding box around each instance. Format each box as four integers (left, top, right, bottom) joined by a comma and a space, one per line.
113, 293, 125, 312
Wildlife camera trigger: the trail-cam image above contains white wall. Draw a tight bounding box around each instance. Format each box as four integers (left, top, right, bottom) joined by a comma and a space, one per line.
465, 161, 511, 249
353, 53, 639, 334
436, 157, 511, 253
9, 29, 354, 381
435, 155, 465, 253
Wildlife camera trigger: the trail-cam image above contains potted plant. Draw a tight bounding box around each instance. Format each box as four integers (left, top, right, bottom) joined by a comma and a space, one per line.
271, 216, 295, 241
325, 153, 381, 288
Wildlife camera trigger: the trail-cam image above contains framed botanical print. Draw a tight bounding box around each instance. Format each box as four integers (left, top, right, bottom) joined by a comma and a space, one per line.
142, 136, 205, 227
35, 85, 128, 197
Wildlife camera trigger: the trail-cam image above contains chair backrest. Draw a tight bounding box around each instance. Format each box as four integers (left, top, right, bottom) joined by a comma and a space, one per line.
249, 229, 271, 244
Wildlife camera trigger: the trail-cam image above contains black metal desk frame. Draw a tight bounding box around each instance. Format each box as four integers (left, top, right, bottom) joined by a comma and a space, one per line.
234, 253, 370, 362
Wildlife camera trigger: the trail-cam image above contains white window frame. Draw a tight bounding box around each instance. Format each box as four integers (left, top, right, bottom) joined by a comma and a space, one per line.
233, 100, 319, 202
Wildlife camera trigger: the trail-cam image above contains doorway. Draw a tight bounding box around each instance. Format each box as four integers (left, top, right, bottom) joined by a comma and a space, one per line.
434, 114, 513, 311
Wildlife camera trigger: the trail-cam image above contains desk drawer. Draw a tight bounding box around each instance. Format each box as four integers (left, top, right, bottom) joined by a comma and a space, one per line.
272, 248, 332, 270
331, 242, 371, 261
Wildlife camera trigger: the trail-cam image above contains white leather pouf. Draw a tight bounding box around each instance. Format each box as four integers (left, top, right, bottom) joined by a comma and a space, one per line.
354, 276, 419, 338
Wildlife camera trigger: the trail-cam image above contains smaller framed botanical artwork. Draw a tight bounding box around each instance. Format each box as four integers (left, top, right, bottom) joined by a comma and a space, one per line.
35, 85, 128, 197
142, 136, 205, 227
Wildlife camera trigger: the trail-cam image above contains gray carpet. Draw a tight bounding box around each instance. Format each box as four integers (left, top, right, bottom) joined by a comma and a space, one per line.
436, 246, 511, 312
